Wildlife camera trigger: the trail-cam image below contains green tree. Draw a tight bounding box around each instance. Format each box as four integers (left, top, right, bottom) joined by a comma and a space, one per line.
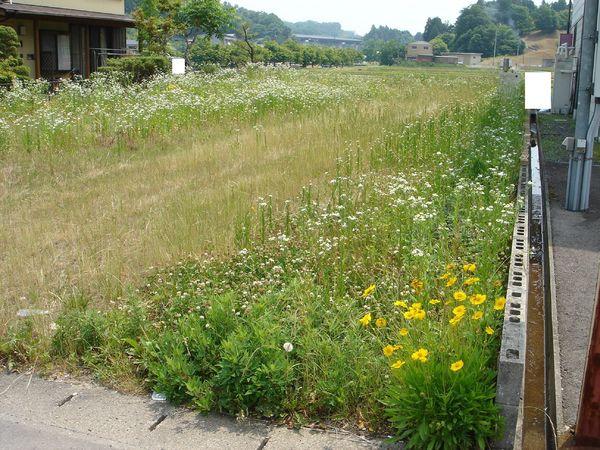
423, 17, 449, 41
438, 32, 455, 47
534, 4, 558, 33
363, 25, 413, 45
133, 0, 182, 55
454, 5, 492, 41
228, 6, 291, 42
455, 23, 521, 57
430, 37, 449, 56
557, 9, 569, 30
0, 25, 30, 84
379, 40, 405, 66
512, 4, 535, 35
177, 0, 235, 64
551, 0, 568, 12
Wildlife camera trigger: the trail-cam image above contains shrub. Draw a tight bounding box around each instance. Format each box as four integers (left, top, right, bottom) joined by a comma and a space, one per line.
98, 55, 170, 83
0, 26, 29, 86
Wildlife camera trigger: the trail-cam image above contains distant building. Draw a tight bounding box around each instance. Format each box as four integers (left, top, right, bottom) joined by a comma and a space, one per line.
292, 34, 362, 49
406, 41, 433, 62
443, 52, 482, 66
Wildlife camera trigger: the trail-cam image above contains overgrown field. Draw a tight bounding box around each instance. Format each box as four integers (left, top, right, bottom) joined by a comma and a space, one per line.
0, 66, 523, 448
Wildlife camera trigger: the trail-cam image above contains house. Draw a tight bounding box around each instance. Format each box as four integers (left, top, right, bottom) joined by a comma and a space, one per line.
443, 52, 482, 66
0, 0, 135, 79
405, 41, 433, 62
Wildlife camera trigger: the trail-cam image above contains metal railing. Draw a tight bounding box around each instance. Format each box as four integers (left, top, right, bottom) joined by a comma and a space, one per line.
90, 47, 138, 72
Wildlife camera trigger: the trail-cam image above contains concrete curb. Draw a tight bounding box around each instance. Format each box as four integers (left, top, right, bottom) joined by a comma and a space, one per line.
495, 123, 531, 450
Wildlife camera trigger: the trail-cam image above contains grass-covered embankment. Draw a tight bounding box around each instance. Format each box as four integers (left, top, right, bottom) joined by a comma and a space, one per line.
2, 66, 523, 448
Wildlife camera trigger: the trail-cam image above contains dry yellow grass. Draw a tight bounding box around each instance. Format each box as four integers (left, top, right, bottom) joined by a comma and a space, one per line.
482, 30, 560, 67
0, 66, 496, 329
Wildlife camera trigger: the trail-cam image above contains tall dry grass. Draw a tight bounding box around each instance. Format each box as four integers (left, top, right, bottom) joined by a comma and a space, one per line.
0, 66, 496, 329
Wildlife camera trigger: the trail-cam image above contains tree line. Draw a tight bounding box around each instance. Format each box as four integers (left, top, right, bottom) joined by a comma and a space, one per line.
362, 0, 569, 65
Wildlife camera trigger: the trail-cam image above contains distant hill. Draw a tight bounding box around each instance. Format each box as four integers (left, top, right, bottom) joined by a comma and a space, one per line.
286, 21, 360, 39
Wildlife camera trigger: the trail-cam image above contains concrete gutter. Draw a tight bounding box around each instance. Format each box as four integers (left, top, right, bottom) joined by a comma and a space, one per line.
0, 372, 387, 449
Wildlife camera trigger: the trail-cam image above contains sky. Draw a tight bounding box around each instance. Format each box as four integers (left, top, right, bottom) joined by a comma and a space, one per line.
230, 0, 545, 36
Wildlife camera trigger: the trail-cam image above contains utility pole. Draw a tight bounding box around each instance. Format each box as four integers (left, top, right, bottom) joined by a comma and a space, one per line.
576, 270, 600, 446
566, 0, 599, 211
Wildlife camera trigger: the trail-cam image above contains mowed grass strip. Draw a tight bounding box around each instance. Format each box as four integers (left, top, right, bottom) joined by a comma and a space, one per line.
0, 67, 495, 322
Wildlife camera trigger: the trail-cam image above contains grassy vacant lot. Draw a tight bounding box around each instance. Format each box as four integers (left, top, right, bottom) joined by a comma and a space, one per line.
1, 66, 523, 448
1, 67, 491, 318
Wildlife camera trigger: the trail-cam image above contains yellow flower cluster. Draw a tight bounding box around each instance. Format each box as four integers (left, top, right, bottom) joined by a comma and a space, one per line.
357, 263, 505, 375
404, 303, 426, 321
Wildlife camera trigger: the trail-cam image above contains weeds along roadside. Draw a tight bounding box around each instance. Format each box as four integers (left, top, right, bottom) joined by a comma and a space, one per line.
1, 83, 523, 447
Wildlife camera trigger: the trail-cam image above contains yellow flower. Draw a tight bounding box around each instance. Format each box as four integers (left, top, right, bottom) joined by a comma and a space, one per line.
410, 279, 424, 292
440, 272, 451, 280
404, 303, 425, 320
453, 290, 467, 301
394, 300, 408, 308
450, 360, 464, 372
452, 305, 466, 316
494, 297, 507, 311
383, 345, 396, 357
445, 277, 458, 287
429, 299, 441, 305
411, 348, 429, 362
470, 294, 487, 306
376, 318, 387, 328
359, 313, 372, 327
472, 311, 484, 320
485, 326, 495, 335
399, 328, 409, 337
463, 263, 477, 273
446, 263, 456, 270
449, 315, 464, 326
463, 277, 480, 286
493, 280, 503, 288
166, 83, 177, 91
391, 359, 406, 369
362, 284, 376, 298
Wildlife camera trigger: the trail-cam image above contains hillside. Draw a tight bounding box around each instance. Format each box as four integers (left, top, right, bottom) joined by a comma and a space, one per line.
481, 30, 560, 67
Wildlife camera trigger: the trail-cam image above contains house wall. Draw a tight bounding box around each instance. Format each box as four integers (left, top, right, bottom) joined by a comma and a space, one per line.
12, 0, 125, 15
406, 43, 433, 59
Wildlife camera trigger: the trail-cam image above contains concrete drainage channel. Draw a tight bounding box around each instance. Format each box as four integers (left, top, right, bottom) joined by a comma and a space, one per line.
495, 112, 561, 450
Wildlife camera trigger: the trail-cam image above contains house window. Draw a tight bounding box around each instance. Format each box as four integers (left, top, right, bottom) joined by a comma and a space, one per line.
412, 45, 417, 49
424, 46, 429, 50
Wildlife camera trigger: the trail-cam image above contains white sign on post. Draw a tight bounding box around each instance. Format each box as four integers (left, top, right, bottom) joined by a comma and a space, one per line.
172, 58, 186, 75
525, 72, 551, 110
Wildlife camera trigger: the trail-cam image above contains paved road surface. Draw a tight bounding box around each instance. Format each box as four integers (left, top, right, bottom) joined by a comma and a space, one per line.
0, 372, 388, 449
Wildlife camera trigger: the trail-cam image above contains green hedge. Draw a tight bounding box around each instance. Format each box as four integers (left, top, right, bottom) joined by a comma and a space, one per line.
98, 55, 170, 83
